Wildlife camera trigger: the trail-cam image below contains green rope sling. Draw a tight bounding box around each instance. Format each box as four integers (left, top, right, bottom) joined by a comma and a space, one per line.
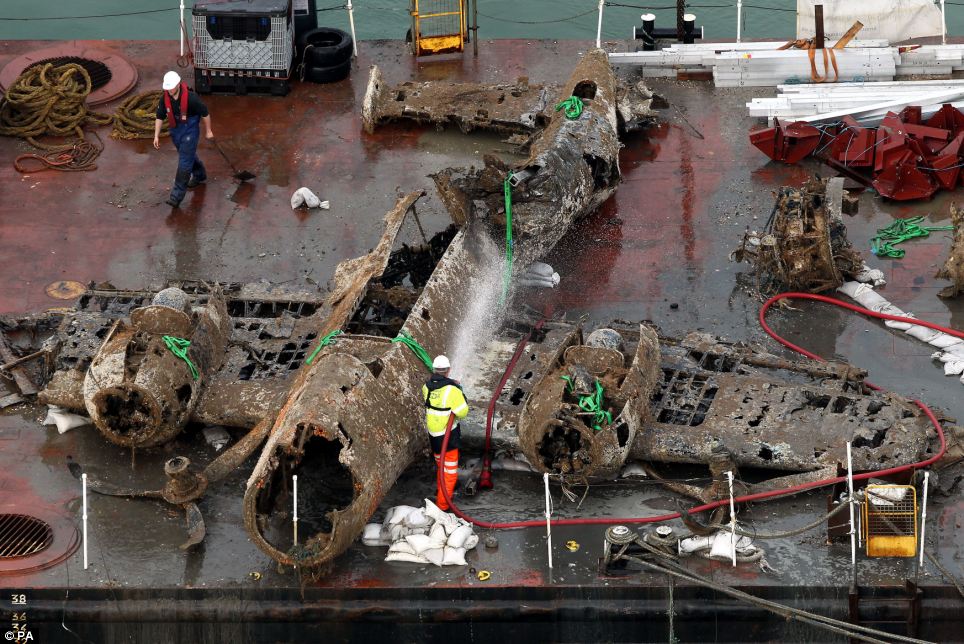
870, 216, 954, 259
162, 335, 199, 381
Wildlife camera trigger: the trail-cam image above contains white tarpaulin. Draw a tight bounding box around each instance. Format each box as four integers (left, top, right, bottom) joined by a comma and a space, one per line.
797, 0, 943, 43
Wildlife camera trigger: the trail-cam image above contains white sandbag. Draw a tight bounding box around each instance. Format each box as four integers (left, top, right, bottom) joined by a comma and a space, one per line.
941, 344, 964, 358
906, 326, 941, 343
928, 336, 963, 350
423, 499, 459, 531
386, 551, 428, 564
388, 540, 417, 555
943, 360, 964, 376
379, 499, 478, 565
854, 262, 886, 287
429, 522, 448, 544
362, 523, 390, 546
423, 499, 445, 521
441, 547, 467, 566
406, 533, 445, 554
403, 508, 430, 528
447, 524, 473, 549
385, 505, 417, 526
423, 547, 445, 566
290, 187, 330, 210
42, 405, 90, 434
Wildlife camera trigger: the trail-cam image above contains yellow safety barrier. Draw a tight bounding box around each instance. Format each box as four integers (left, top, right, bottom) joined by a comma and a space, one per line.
862, 484, 918, 558
410, 0, 466, 56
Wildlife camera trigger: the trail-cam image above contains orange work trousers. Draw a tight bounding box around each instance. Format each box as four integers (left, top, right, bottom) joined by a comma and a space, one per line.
434, 448, 459, 511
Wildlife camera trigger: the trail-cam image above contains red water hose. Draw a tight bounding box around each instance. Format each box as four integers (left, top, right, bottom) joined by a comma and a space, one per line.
438, 293, 948, 530
478, 318, 546, 490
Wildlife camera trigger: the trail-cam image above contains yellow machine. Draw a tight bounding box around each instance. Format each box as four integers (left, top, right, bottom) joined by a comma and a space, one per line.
409, 0, 473, 57
862, 484, 918, 558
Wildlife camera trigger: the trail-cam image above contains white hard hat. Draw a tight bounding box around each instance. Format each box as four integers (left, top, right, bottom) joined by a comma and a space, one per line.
162, 71, 181, 91
432, 355, 451, 371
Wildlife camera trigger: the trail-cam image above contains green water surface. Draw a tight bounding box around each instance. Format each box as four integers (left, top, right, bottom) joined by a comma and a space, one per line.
3, 1, 963, 43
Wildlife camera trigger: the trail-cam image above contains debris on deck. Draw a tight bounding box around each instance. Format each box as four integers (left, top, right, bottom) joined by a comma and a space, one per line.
733, 177, 883, 295
936, 202, 964, 298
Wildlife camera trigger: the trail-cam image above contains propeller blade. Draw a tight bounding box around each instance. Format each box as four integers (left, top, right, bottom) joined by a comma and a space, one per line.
202, 418, 272, 483
68, 461, 164, 499
181, 502, 206, 550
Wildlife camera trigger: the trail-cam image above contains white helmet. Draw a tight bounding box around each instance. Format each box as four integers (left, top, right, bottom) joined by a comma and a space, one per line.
432, 355, 451, 371
162, 71, 181, 91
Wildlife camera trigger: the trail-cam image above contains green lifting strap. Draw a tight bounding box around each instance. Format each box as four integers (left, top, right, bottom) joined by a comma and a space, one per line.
305, 329, 343, 365
560, 375, 613, 430
392, 331, 434, 371
162, 335, 199, 381
555, 96, 584, 120
501, 174, 515, 304
870, 216, 954, 259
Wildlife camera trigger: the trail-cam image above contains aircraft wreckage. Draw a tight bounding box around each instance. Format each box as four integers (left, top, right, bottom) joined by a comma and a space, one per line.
469, 320, 935, 497
0, 49, 943, 572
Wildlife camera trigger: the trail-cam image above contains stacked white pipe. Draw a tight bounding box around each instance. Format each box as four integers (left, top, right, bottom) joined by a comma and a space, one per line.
612, 42, 964, 89
713, 48, 898, 88
748, 79, 964, 125
608, 40, 891, 81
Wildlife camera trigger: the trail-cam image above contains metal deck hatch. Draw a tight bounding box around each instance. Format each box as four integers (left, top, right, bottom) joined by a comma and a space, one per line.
0, 513, 54, 558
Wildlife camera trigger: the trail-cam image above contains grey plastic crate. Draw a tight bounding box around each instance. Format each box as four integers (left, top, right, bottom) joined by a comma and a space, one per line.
192, 0, 293, 71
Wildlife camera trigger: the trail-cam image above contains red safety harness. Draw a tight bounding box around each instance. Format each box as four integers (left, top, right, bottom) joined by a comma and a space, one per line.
163, 83, 190, 129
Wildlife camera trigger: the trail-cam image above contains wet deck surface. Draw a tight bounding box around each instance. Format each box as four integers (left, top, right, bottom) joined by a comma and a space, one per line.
1, 38, 962, 639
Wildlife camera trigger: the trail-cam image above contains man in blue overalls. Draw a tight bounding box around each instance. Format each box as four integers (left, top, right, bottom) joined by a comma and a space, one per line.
153, 71, 214, 208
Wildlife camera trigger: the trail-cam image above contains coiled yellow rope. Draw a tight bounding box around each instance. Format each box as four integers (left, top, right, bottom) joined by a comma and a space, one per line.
0, 62, 112, 149
112, 90, 169, 140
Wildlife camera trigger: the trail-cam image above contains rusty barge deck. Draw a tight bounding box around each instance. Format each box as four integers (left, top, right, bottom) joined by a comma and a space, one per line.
0, 39, 962, 642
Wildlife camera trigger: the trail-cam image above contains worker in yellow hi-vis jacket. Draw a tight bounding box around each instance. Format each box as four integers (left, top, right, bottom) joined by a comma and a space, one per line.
422, 355, 469, 510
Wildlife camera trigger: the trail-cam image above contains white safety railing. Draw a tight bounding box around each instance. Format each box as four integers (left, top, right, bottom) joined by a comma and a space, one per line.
593, 1, 951, 48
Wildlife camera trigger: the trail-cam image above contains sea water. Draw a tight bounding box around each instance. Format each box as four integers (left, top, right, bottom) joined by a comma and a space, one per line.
6, 0, 964, 43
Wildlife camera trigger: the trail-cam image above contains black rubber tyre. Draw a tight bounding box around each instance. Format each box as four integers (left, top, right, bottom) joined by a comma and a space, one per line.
304, 58, 352, 84
298, 27, 353, 68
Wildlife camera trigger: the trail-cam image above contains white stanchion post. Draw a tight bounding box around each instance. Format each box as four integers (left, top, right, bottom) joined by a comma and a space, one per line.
179, 0, 186, 57
293, 474, 299, 546
544, 473, 553, 575
725, 470, 737, 567
942, 0, 947, 46
82, 473, 88, 570
347, 0, 359, 58
596, 0, 605, 49
736, 0, 743, 44
846, 442, 857, 568
918, 471, 930, 567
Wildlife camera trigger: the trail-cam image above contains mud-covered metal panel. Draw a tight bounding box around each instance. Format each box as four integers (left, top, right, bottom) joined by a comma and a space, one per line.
362, 65, 552, 135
